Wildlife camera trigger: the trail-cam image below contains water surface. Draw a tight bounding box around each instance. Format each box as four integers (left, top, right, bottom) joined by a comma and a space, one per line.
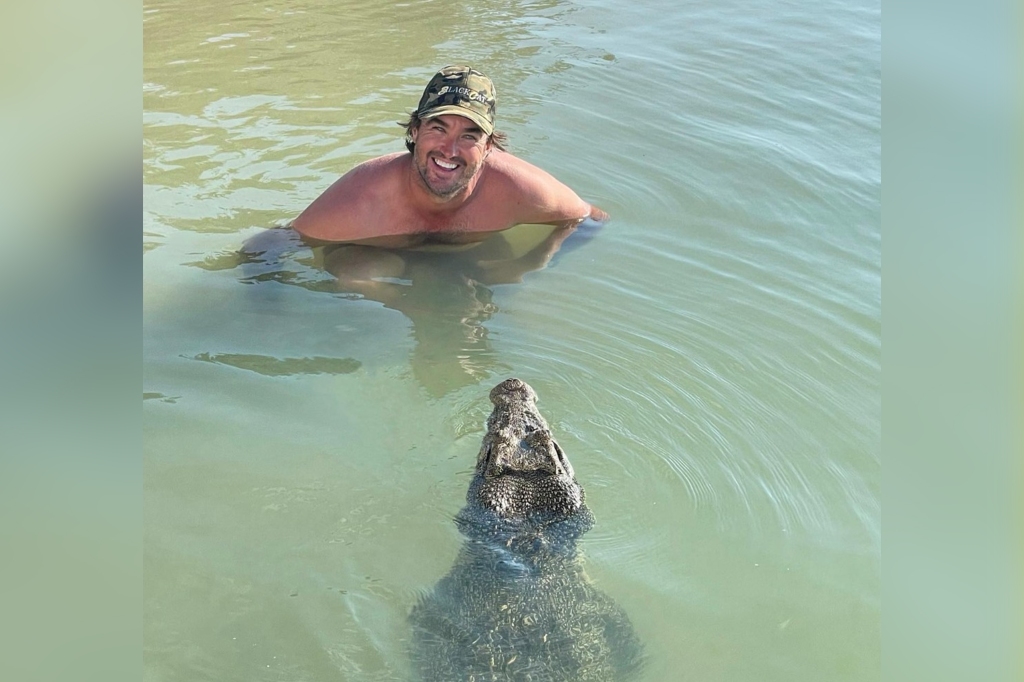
144, 0, 880, 679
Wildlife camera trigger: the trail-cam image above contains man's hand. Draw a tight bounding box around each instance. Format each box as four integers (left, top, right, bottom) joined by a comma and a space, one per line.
588, 205, 610, 222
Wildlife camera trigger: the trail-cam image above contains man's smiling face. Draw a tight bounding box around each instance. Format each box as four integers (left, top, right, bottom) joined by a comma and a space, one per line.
411, 114, 492, 199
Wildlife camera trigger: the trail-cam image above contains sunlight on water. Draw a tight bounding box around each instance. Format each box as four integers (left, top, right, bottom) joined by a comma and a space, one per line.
145, 0, 879, 679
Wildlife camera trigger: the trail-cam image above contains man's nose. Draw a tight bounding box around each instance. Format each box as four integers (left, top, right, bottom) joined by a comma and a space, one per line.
438, 134, 458, 157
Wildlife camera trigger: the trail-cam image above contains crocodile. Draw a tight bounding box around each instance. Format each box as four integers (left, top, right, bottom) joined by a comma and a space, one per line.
409, 378, 643, 681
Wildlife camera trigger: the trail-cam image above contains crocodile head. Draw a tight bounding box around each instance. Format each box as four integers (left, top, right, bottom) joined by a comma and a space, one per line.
461, 379, 593, 544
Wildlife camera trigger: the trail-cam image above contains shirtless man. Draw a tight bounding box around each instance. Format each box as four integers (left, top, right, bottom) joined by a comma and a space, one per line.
292, 65, 608, 251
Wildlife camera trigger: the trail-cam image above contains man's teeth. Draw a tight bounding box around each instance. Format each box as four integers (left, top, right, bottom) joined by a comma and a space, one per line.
433, 158, 457, 170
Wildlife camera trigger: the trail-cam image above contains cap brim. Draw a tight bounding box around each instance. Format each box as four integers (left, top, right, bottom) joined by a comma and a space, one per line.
420, 106, 494, 136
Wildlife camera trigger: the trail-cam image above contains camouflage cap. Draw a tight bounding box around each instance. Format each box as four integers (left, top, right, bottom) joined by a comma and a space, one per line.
415, 65, 496, 136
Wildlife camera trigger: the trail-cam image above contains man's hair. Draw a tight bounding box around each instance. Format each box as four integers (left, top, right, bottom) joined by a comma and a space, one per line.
398, 111, 508, 153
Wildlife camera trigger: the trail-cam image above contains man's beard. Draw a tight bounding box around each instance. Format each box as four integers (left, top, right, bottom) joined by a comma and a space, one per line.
415, 152, 479, 199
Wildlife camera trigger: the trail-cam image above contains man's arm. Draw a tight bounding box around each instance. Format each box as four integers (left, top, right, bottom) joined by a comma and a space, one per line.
472, 208, 610, 285
291, 172, 356, 242
291, 154, 401, 243
472, 222, 579, 284
498, 152, 609, 226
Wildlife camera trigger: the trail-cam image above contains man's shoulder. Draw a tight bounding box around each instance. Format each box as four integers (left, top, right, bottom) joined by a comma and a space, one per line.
482, 151, 588, 223
485, 150, 552, 181
347, 152, 408, 184
325, 152, 407, 202
485, 151, 570, 198
293, 152, 409, 242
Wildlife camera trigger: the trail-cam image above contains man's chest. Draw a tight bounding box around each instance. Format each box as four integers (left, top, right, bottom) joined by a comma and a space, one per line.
380, 198, 514, 237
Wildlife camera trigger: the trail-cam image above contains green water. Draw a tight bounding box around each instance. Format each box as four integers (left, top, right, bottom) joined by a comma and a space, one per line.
144, 0, 880, 679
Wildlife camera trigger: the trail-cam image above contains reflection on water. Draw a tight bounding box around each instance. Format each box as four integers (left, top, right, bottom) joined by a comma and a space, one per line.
143, 392, 179, 403
193, 351, 361, 377
372, 261, 498, 398
193, 224, 582, 396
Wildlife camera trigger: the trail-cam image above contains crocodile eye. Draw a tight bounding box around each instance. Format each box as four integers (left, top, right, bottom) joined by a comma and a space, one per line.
481, 443, 495, 471
552, 442, 574, 477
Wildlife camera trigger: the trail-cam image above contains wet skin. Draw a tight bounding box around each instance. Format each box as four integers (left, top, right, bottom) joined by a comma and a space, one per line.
290, 114, 606, 248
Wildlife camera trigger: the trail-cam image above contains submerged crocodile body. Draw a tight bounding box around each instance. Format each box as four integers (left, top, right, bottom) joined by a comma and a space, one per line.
409, 378, 643, 681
